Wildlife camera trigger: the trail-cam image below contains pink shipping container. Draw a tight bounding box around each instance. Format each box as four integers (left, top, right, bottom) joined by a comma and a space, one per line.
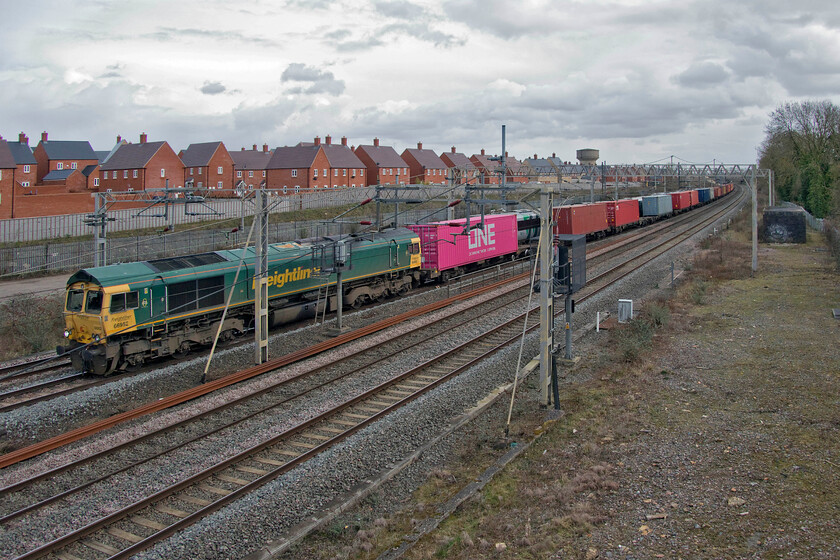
605, 199, 641, 229
553, 204, 609, 236
406, 213, 519, 272
688, 190, 700, 207
670, 191, 692, 211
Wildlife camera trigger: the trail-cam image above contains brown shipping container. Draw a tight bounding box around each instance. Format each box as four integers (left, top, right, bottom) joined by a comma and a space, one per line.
605, 199, 641, 228
688, 189, 700, 207
670, 191, 692, 211
553, 203, 609, 236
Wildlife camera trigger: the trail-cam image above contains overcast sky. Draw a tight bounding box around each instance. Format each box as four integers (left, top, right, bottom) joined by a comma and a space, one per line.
2, 0, 839, 165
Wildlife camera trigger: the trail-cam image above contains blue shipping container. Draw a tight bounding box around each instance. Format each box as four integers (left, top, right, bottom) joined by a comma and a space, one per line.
698, 188, 713, 203
641, 194, 673, 217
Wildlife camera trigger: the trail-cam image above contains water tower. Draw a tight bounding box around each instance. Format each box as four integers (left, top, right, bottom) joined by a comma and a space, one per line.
576, 148, 599, 166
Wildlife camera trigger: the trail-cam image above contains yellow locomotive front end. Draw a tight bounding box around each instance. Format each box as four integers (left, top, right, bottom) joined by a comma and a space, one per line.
59, 281, 138, 375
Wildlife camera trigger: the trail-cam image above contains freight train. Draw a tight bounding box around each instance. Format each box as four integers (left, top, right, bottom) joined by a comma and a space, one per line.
58, 185, 732, 375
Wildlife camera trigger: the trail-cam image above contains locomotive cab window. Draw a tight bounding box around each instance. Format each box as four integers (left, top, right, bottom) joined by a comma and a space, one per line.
409, 242, 420, 255
85, 290, 103, 313
67, 289, 85, 312
110, 291, 139, 313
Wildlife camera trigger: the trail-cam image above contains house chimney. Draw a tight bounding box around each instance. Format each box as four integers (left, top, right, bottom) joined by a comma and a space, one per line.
253, 144, 257, 151
417, 141, 423, 150
480, 148, 485, 156
241, 147, 245, 151
534, 153, 537, 159
263, 144, 268, 153
451, 146, 456, 153
552, 152, 556, 158
314, 136, 321, 146
505, 151, 508, 157
341, 136, 347, 146
117, 135, 122, 143
41, 131, 48, 143
19, 132, 28, 145
140, 132, 147, 144
325, 135, 332, 145
373, 138, 379, 147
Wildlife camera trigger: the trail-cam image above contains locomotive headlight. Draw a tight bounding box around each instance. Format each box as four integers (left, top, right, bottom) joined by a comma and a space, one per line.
93, 334, 101, 342
63, 329, 71, 338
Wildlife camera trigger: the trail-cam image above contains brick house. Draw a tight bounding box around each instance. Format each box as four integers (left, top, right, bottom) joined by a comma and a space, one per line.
266, 136, 366, 193
439, 146, 479, 185
400, 142, 448, 185
99, 133, 185, 192
6, 133, 37, 190
266, 141, 330, 193
232, 144, 272, 190
0, 140, 15, 219
504, 154, 530, 184
353, 138, 409, 186
180, 141, 235, 194
32, 131, 99, 185
470, 149, 501, 185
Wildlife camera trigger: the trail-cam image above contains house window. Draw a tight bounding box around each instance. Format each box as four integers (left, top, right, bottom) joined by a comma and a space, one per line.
352, 184, 355, 188
133, 169, 138, 178
343, 169, 346, 176
94, 178, 99, 186
313, 169, 318, 178
23, 165, 30, 173
237, 171, 242, 178
190, 168, 194, 175
197, 181, 203, 188
323, 169, 326, 177
123, 170, 128, 178
71, 162, 78, 169
360, 169, 364, 176
217, 181, 223, 188
113, 171, 118, 179
127, 187, 134, 192
282, 185, 287, 194
217, 166, 223, 174
334, 169, 338, 177
291, 169, 297, 177
21, 181, 30, 187
198, 168, 202, 175
249, 171, 253, 177
161, 169, 166, 178
57, 162, 64, 170
295, 185, 300, 193
262, 171, 266, 177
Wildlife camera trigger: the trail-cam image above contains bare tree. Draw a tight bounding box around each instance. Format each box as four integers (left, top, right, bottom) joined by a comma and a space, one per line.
760, 100, 840, 217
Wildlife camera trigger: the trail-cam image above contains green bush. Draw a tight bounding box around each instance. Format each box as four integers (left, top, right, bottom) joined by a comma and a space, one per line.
0, 294, 65, 359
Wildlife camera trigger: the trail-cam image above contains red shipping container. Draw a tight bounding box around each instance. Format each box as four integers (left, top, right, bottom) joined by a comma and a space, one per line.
714, 186, 722, 198
688, 190, 700, 207
553, 204, 608, 236
406, 213, 519, 272
605, 199, 641, 228
670, 191, 691, 211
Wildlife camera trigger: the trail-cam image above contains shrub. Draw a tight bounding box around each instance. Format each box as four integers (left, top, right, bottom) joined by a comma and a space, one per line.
0, 293, 65, 359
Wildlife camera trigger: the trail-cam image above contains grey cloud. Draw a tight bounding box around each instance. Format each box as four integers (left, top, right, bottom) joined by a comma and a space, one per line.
673, 62, 730, 89
373, 0, 428, 20
281, 63, 346, 96
379, 23, 463, 48
148, 27, 276, 46
200, 81, 227, 95
326, 29, 352, 41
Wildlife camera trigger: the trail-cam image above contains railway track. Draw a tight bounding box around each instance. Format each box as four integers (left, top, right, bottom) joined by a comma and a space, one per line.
1, 190, 745, 559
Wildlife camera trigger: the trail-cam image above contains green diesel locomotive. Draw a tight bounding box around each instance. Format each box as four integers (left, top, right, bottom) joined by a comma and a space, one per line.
58, 228, 421, 375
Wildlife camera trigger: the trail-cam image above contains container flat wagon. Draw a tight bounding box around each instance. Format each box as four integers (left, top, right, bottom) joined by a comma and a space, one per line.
605, 199, 641, 231
641, 194, 673, 217
407, 213, 520, 282
553, 204, 609, 237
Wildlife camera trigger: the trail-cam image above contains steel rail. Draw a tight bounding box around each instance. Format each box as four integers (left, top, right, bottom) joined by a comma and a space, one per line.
10, 189, 744, 560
